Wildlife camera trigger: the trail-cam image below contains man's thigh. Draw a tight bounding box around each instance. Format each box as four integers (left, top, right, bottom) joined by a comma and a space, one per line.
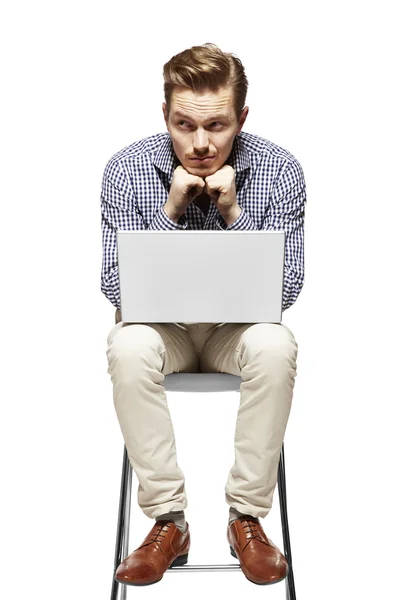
199, 322, 298, 374
106, 321, 199, 374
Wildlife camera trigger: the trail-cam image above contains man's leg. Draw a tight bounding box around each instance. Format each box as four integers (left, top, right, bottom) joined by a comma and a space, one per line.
199, 321, 299, 521
106, 321, 199, 521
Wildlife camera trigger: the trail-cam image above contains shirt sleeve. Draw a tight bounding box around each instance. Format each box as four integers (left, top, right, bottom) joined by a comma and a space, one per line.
100, 159, 188, 310
216, 158, 307, 312
266, 158, 307, 312
215, 207, 257, 230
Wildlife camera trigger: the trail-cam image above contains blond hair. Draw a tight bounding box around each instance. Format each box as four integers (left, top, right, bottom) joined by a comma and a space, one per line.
163, 43, 248, 122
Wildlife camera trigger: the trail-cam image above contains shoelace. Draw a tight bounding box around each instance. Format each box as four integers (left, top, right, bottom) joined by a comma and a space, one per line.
147, 521, 172, 549
239, 517, 269, 544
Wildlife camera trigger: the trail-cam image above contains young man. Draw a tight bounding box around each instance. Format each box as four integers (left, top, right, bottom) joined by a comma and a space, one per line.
102, 43, 307, 586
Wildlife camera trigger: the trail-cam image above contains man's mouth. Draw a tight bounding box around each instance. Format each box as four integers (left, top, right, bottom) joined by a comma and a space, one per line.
188, 156, 215, 163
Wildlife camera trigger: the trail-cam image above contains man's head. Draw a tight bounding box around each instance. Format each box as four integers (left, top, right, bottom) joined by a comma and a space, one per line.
162, 43, 249, 176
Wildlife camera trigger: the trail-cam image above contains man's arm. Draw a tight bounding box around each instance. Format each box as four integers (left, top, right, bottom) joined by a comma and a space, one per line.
265, 158, 307, 311
100, 159, 188, 310
215, 158, 307, 312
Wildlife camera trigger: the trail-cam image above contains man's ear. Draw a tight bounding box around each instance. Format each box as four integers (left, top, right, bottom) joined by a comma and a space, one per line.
162, 103, 169, 129
236, 106, 249, 134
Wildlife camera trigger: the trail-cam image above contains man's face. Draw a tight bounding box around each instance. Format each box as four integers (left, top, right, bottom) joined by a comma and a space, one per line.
162, 85, 249, 177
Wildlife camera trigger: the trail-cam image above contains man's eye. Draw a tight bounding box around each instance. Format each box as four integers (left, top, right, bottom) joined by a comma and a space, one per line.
177, 121, 222, 128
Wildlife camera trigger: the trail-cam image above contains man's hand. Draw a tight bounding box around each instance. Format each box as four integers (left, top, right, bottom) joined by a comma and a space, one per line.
204, 165, 242, 226
164, 165, 206, 222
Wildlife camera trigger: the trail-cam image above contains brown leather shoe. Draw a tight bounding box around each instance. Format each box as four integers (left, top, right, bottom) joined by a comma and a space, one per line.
227, 515, 288, 585
115, 520, 190, 586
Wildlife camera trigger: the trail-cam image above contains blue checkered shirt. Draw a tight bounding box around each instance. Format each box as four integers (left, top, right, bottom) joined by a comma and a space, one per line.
100, 131, 307, 313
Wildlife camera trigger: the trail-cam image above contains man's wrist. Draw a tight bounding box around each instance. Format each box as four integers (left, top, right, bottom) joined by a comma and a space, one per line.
219, 205, 242, 226
164, 201, 183, 223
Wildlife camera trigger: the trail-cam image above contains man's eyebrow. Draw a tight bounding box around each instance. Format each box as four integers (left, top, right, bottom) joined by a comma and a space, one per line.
172, 111, 232, 122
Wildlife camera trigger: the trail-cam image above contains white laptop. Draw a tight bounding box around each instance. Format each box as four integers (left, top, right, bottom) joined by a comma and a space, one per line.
116, 230, 285, 324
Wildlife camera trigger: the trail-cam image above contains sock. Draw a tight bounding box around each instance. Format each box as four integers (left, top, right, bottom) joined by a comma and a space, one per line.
228, 506, 255, 525
155, 510, 187, 534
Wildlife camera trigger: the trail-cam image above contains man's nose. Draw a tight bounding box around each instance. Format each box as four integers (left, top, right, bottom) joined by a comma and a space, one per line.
193, 129, 209, 154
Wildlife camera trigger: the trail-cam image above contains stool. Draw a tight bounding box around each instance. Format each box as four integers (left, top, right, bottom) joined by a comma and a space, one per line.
110, 373, 297, 600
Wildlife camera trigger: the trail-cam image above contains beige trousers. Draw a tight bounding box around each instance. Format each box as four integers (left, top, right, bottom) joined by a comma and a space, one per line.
106, 314, 298, 520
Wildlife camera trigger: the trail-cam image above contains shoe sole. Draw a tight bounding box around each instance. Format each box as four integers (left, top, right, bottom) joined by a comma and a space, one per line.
229, 545, 288, 586
114, 553, 189, 586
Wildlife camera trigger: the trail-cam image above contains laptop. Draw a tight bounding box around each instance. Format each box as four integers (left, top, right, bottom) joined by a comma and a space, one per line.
116, 230, 285, 324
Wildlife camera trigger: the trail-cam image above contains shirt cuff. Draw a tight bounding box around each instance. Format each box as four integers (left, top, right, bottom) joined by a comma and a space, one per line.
150, 206, 188, 230
216, 207, 257, 230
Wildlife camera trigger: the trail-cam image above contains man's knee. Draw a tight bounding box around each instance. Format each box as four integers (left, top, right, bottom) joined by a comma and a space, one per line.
107, 323, 166, 361
241, 322, 298, 362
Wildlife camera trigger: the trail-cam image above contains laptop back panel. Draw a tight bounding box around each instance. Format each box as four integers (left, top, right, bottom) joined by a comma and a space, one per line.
116, 230, 285, 323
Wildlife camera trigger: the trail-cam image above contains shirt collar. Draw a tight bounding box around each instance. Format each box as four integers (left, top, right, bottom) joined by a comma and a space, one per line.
152, 132, 251, 179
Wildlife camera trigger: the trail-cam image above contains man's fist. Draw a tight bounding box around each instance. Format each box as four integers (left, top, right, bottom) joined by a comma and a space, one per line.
165, 165, 206, 221
204, 165, 239, 218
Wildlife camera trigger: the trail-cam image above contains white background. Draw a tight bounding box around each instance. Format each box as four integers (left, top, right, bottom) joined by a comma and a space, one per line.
1, 1, 399, 598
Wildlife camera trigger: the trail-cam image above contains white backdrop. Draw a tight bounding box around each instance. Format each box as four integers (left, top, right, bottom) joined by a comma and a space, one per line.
1, 1, 399, 598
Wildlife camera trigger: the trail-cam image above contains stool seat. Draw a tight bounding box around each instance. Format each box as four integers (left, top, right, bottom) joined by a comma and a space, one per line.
163, 372, 241, 392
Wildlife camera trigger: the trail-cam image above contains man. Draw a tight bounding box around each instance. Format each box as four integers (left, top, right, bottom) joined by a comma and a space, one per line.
102, 43, 307, 586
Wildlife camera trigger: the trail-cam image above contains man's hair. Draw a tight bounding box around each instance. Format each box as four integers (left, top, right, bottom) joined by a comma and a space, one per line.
163, 43, 248, 123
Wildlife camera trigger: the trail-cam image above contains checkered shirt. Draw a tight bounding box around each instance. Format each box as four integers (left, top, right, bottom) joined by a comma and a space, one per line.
100, 131, 307, 313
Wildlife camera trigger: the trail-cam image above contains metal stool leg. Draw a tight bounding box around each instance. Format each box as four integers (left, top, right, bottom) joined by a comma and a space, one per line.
110, 442, 296, 597
277, 442, 296, 600
110, 446, 133, 600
